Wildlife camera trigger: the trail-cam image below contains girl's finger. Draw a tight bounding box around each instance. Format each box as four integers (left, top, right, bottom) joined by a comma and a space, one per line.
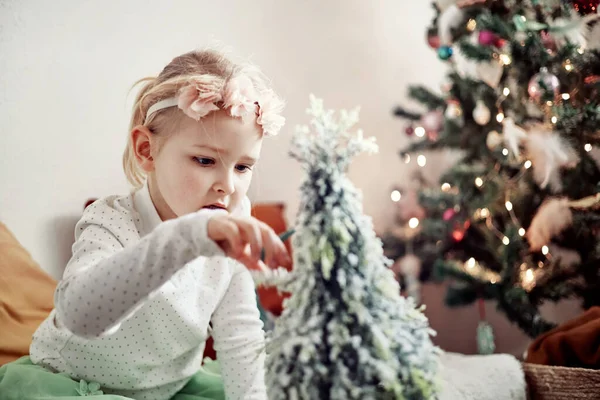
237, 251, 268, 272
259, 223, 289, 268
236, 218, 263, 261
211, 218, 244, 257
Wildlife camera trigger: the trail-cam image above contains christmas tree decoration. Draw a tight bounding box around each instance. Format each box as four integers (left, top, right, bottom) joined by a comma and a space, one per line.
438, 45, 454, 60
387, 0, 600, 341
502, 118, 527, 159
435, 0, 459, 11
530, 11, 600, 50
427, 29, 441, 49
460, 257, 501, 283
478, 30, 503, 47
473, 100, 491, 125
498, 53, 512, 65
452, 33, 505, 88
405, 125, 415, 136
526, 198, 574, 251
451, 220, 470, 242
443, 208, 457, 221
519, 264, 543, 292
569, 0, 600, 15
478, 61, 505, 88
266, 96, 440, 399
452, 228, 466, 242
528, 67, 561, 102
421, 110, 444, 133
445, 99, 463, 119
437, 3, 465, 45
408, 217, 421, 229
524, 127, 579, 191
476, 296, 496, 355
476, 321, 495, 354
466, 18, 477, 32
414, 126, 426, 138
427, 130, 440, 142
486, 130, 503, 150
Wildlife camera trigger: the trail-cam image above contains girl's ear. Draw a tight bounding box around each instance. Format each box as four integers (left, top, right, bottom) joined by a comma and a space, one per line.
131, 126, 155, 173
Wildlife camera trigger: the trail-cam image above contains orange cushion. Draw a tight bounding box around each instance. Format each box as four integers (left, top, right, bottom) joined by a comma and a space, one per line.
251, 203, 292, 317
0, 222, 56, 365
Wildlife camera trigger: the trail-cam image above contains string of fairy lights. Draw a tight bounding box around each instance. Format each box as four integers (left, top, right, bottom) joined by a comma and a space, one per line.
393, 154, 558, 291
391, 14, 598, 291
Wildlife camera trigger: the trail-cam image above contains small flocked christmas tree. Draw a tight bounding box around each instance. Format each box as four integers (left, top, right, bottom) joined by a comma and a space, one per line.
384, 0, 600, 346
264, 96, 440, 399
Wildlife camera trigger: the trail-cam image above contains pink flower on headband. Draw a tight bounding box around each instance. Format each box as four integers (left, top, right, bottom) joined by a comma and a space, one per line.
257, 90, 285, 137
171, 75, 284, 136
177, 79, 222, 121
223, 75, 258, 117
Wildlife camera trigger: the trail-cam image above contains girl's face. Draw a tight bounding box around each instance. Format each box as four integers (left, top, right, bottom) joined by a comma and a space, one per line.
147, 110, 263, 220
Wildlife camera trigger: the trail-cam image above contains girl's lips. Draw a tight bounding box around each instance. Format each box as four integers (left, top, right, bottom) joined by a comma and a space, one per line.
203, 204, 227, 210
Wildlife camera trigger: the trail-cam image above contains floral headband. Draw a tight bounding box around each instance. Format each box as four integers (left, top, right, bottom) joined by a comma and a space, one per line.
145, 75, 285, 136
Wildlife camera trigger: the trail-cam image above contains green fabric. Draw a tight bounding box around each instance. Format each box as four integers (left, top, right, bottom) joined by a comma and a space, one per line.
0, 356, 225, 400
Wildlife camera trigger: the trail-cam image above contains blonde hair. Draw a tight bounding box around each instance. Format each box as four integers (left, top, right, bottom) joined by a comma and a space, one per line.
123, 49, 279, 188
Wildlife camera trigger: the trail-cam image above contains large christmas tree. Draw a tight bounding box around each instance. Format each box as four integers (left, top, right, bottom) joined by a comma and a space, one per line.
384, 0, 600, 343
264, 96, 440, 399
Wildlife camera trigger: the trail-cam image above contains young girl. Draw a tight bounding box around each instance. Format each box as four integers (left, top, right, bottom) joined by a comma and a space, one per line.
2, 49, 291, 399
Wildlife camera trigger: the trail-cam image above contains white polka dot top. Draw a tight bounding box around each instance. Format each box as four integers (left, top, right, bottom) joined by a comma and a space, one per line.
29, 182, 267, 400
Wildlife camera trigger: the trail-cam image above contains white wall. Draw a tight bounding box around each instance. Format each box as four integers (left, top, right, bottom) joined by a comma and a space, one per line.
0, 0, 447, 278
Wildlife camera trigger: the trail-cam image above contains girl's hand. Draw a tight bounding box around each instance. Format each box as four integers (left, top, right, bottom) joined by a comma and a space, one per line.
207, 215, 292, 271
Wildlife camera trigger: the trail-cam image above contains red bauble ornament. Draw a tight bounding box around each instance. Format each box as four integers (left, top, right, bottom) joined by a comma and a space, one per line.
427, 33, 441, 49
569, 0, 600, 15
405, 126, 415, 136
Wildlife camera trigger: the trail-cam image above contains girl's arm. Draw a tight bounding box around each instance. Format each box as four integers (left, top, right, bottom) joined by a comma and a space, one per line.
55, 200, 226, 339
211, 263, 267, 400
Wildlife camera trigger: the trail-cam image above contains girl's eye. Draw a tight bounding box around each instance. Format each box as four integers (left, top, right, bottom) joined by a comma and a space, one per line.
236, 164, 252, 173
194, 157, 215, 166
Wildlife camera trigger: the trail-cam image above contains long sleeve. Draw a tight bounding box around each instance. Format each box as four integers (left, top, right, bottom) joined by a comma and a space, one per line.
211, 263, 267, 400
55, 204, 227, 339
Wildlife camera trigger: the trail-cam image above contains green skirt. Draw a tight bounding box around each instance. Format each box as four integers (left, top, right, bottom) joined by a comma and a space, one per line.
0, 356, 225, 400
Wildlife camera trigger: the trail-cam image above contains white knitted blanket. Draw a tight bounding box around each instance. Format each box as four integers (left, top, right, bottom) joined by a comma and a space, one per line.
438, 352, 526, 400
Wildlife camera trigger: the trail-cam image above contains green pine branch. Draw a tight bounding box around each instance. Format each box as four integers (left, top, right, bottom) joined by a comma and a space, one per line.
399, 140, 452, 155
392, 106, 422, 121
475, 12, 513, 39
497, 288, 556, 337
457, 40, 495, 62
408, 85, 446, 109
